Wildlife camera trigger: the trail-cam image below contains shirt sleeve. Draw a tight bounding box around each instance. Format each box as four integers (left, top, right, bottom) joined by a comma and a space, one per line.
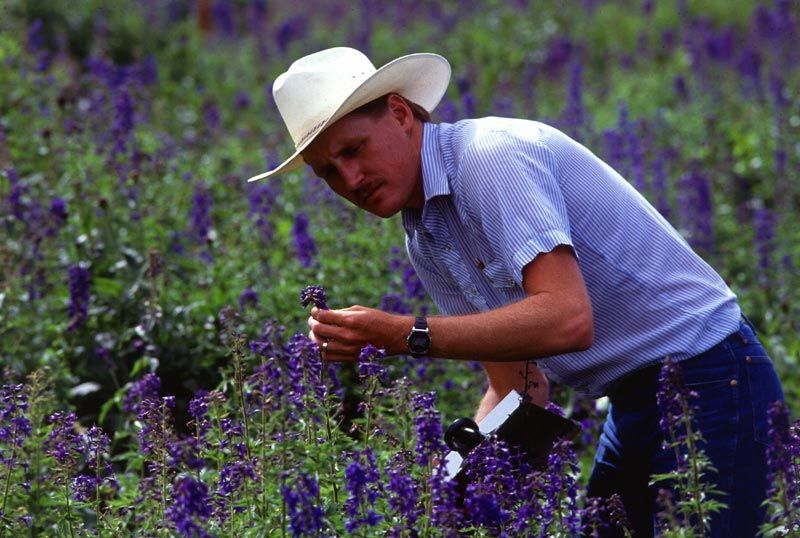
457, 128, 574, 286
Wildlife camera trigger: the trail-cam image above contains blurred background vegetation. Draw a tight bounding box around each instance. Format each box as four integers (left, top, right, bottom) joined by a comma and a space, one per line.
1, 0, 798, 436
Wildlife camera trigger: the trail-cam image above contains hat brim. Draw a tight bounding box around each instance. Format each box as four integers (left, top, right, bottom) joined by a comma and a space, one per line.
246, 52, 451, 182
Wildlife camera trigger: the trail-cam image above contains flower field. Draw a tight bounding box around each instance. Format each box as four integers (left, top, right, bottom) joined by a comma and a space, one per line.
1, 0, 799, 535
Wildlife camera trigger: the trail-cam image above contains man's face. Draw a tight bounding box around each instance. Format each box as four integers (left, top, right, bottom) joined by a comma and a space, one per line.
301, 97, 424, 218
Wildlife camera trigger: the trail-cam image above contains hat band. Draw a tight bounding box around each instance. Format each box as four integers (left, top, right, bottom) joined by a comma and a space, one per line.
296, 118, 328, 149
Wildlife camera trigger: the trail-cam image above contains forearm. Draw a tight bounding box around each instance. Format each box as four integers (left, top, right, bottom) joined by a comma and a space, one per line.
428, 292, 591, 361
475, 367, 550, 423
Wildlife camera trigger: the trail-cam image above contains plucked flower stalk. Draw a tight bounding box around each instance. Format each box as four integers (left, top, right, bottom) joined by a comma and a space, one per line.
300, 285, 328, 310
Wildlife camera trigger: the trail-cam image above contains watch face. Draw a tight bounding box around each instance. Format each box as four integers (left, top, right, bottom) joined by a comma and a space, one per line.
408, 331, 431, 353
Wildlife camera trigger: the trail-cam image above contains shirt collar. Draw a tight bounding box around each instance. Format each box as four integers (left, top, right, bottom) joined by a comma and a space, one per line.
420, 122, 450, 201
402, 122, 450, 235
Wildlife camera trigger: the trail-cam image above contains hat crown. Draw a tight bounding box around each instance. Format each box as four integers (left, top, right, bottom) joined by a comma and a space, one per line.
273, 47, 377, 148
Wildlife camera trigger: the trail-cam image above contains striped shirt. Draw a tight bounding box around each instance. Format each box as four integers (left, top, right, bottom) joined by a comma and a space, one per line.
401, 118, 741, 397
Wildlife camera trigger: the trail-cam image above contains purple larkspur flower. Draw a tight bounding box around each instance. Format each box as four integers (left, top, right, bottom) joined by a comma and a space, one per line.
249, 320, 285, 358
358, 344, 387, 384
456, 76, 476, 118
753, 207, 776, 273
292, 213, 317, 268
123, 373, 161, 414
48, 197, 68, 229
343, 448, 383, 533
411, 391, 445, 466
238, 287, 258, 311
281, 471, 326, 537
285, 333, 326, 408
168, 436, 204, 471
300, 285, 328, 310
462, 434, 533, 532
136, 396, 175, 456
202, 99, 221, 133
403, 267, 426, 302
67, 264, 91, 331
190, 182, 213, 247
211, 0, 236, 36
167, 475, 212, 538
219, 418, 246, 458
275, 14, 308, 53
84, 425, 111, 472
215, 459, 258, 522
111, 87, 135, 156
386, 451, 422, 528
677, 166, 715, 253
247, 181, 279, 242
656, 357, 697, 447
563, 60, 585, 141
380, 293, 411, 315
233, 90, 250, 110
580, 494, 630, 537
139, 54, 158, 86
72, 474, 98, 503
0, 385, 32, 448
539, 438, 581, 535
45, 411, 83, 470
429, 462, 463, 532
651, 152, 672, 219
765, 401, 800, 527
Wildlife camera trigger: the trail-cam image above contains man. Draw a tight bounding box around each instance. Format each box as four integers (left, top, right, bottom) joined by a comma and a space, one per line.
247, 47, 784, 537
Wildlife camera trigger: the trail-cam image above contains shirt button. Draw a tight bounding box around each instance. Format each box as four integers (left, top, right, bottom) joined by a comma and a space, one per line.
745, 356, 752, 364
729, 379, 738, 387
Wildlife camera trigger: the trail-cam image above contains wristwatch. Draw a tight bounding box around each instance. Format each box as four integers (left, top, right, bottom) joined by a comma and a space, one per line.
406, 316, 431, 357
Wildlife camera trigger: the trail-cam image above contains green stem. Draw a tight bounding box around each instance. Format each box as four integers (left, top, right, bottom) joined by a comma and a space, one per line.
64, 479, 75, 538
422, 461, 432, 538
281, 419, 287, 538
682, 403, 705, 530
261, 407, 268, 521
320, 363, 339, 505
1, 430, 16, 519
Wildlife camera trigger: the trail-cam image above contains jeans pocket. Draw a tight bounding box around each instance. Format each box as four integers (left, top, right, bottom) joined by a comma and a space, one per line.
745, 355, 784, 445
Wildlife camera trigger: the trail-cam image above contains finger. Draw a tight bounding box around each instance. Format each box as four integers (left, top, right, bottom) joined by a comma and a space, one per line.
320, 350, 358, 363
310, 320, 346, 342
307, 329, 322, 345
313, 308, 353, 324
319, 339, 362, 359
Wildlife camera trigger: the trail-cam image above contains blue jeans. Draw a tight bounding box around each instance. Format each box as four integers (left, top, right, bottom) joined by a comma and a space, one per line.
586, 319, 784, 537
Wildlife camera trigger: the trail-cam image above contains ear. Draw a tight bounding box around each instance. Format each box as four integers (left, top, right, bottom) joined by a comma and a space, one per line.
386, 93, 414, 131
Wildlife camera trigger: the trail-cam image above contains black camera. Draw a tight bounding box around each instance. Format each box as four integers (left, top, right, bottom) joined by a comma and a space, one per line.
444, 390, 580, 488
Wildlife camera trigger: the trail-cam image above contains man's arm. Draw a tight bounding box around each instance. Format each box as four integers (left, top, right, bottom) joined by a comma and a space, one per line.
308, 244, 594, 363
476, 360, 549, 423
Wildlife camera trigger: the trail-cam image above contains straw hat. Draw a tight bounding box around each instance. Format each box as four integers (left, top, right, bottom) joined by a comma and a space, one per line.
246, 47, 451, 182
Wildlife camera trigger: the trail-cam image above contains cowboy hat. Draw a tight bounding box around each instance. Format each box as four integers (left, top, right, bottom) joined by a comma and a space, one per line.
246, 47, 451, 182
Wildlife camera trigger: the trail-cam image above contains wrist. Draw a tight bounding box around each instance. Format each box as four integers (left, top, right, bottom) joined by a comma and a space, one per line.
406, 315, 432, 357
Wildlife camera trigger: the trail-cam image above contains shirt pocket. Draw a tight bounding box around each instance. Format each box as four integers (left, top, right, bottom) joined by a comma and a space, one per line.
483, 259, 516, 289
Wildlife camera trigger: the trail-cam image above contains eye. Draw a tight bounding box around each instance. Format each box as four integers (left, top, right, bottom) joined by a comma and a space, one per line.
341, 142, 363, 158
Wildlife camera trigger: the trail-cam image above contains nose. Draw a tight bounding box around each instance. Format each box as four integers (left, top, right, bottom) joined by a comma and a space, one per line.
337, 160, 364, 191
